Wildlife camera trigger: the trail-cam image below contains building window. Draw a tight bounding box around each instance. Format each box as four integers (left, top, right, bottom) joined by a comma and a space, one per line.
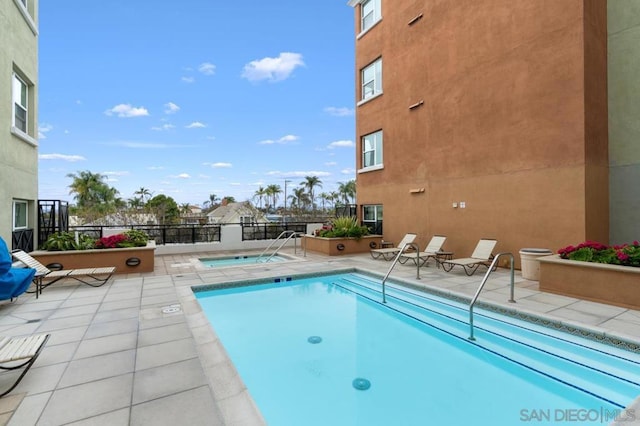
361, 0, 381, 33
362, 130, 383, 168
240, 215, 255, 225
13, 200, 28, 230
12, 74, 28, 133
361, 58, 382, 101
362, 204, 383, 235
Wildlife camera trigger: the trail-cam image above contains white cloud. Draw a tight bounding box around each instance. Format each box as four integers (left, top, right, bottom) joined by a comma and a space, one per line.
39, 153, 86, 162
147, 166, 165, 170
259, 134, 299, 145
38, 123, 53, 139
182, 76, 195, 83
328, 140, 355, 149
212, 162, 232, 168
325, 161, 337, 166
151, 124, 176, 131
103, 171, 130, 177
241, 52, 305, 83
173, 173, 191, 179
341, 168, 356, 175
198, 62, 216, 75
164, 102, 180, 114
105, 104, 149, 118
186, 122, 206, 129
324, 106, 354, 117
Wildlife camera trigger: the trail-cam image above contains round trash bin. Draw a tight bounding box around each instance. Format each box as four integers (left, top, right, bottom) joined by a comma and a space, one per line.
519, 248, 553, 280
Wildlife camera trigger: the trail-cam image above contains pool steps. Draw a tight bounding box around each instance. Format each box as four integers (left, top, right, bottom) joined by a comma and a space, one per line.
332, 273, 640, 409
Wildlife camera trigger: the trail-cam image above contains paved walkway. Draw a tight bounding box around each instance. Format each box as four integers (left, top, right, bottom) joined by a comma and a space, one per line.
0, 249, 638, 425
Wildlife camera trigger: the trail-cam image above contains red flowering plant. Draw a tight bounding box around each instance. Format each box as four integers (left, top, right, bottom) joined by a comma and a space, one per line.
94, 234, 128, 249
558, 240, 640, 267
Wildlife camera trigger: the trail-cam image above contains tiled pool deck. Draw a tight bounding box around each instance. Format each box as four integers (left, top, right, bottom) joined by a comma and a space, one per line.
1, 249, 639, 425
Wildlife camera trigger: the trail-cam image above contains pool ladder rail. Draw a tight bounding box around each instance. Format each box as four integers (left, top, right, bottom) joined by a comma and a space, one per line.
380, 248, 516, 342
468, 252, 515, 341
256, 230, 304, 263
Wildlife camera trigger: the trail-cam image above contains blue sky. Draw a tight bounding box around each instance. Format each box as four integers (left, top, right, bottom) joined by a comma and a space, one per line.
37, 1, 355, 207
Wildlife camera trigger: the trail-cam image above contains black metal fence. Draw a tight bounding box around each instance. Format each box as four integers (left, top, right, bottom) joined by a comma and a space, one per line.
38, 200, 69, 247
11, 228, 34, 252
241, 223, 308, 241
70, 225, 221, 245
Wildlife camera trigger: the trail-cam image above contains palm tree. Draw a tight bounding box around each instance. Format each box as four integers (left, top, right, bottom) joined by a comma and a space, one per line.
180, 203, 191, 215
67, 170, 119, 221
134, 187, 152, 202
337, 180, 356, 205
265, 184, 282, 212
301, 176, 322, 210
318, 192, 331, 212
203, 193, 219, 212
289, 187, 310, 213
253, 186, 267, 210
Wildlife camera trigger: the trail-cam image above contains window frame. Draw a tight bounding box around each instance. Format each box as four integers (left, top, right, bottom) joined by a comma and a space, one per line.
360, 58, 382, 103
13, 200, 28, 230
360, 0, 381, 33
360, 130, 383, 170
362, 204, 383, 235
12, 73, 28, 133
239, 215, 255, 225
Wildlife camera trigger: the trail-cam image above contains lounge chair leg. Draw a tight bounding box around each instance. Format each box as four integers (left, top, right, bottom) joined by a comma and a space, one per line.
0, 334, 50, 398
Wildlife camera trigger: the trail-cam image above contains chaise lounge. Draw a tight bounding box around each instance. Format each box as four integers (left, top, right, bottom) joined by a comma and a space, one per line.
0, 333, 50, 397
398, 235, 447, 267
11, 250, 115, 298
440, 239, 497, 276
370, 233, 417, 260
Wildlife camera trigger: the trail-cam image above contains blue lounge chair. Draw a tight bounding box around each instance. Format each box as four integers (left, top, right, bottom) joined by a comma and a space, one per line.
0, 237, 35, 301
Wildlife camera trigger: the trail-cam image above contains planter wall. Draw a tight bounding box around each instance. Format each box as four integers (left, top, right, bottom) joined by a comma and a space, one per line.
303, 235, 383, 256
31, 241, 156, 273
539, 254, 640, 310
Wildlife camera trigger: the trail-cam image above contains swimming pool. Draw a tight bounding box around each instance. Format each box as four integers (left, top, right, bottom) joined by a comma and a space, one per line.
199, 253, 288, 267
194, 272, 640, 425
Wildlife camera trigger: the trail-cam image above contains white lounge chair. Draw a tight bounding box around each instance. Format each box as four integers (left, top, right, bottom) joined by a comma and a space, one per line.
398, 235, 447, 267
370, 233, 417, 260
11, 250, 115, 298
440, 239, 497, 276
0, 333, 50, 397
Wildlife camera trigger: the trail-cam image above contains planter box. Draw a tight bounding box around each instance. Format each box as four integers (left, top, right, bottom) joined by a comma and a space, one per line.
303, 235, 383, 256
31, 241, 156, 273
539, 254, 640, 310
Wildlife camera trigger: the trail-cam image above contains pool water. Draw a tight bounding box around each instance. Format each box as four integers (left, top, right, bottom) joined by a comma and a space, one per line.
199, 254, 287, 267
194, 273, 640, 426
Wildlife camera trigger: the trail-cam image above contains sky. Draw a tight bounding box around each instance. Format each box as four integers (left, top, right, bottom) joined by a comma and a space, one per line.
37, 0, 356, 207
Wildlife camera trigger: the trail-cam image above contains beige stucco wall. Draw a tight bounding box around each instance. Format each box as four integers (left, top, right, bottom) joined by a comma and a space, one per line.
0, 0, 39, 246
353, 0, 609, 266
608, 0, 640, 244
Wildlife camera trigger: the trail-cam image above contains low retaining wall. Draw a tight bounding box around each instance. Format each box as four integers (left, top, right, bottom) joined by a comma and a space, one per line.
31, 241, 156, 273
539, 255, 640, 310
303, 235, 383, 256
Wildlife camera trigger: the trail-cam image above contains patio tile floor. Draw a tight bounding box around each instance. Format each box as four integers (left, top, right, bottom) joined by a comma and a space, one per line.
0, 248, 638, 425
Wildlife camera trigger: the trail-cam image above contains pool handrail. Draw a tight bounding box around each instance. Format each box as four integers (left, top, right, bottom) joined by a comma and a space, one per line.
256, 230, 302, 263
382, 242, 420, 303
468, 252, 515, 341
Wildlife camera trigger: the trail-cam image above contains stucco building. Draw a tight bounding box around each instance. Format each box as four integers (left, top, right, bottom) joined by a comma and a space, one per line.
0, 0, 39, 250
349, 0, 639, 265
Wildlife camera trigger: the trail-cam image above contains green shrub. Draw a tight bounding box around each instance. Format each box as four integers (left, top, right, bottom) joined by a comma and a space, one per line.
42, 232, 95, 251
318, 216, 370, 240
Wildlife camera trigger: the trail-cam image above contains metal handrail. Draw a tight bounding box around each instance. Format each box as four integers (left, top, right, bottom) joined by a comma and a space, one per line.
256, 230, 300, 263
468, 252, 515, 341
382, 242, 420, 303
